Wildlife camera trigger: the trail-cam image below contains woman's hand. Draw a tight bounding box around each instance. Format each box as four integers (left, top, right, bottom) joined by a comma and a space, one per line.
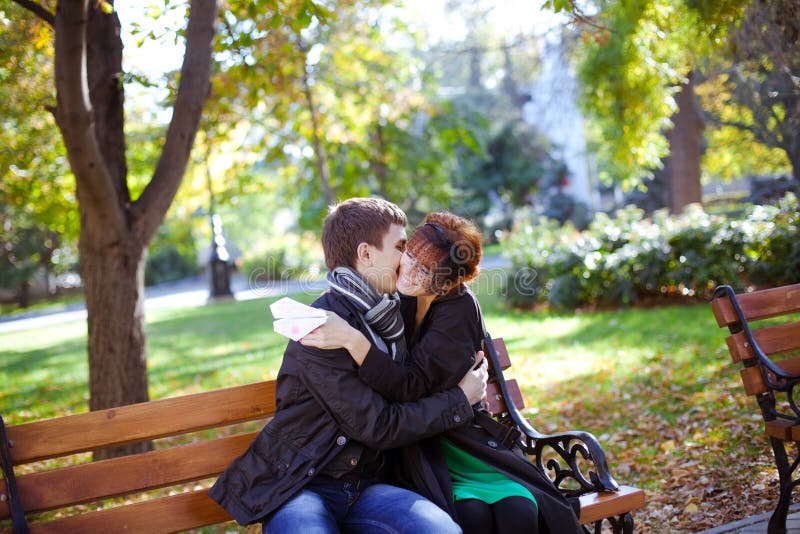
300, 311, 371, 365
458, 350, 488, 406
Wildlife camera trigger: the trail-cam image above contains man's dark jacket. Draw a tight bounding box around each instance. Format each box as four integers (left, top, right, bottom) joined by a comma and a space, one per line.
207, 291, 474, 526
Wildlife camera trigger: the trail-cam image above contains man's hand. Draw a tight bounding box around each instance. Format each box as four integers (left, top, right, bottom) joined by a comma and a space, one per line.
458, 350, 488, 406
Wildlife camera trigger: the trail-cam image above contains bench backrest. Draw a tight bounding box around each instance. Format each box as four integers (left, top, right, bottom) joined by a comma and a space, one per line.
0, 381, 277, 533
485, 337, 525, 417
711, 283, 800, 438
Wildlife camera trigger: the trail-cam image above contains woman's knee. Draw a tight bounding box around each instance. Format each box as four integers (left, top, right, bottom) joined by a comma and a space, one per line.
491, 496, 538, 533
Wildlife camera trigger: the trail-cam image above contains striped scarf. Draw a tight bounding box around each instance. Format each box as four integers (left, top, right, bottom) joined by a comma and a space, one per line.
327, 267, 406, 363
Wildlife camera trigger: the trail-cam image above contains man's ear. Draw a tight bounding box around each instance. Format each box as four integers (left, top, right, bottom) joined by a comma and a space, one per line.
355, 242, 372, 267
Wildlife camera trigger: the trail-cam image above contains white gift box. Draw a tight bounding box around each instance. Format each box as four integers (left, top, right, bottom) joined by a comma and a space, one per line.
270, 297, 327, 341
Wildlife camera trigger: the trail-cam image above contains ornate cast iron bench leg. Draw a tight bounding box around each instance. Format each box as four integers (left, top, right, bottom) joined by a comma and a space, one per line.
768, 437, 800, 534
585, 512, 634, 534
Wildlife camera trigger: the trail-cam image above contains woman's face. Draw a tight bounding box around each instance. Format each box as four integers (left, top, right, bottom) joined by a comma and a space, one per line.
397, 250, 435, 296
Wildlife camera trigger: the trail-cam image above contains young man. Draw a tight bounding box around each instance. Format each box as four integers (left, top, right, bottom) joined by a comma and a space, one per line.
209, 198, 487, 533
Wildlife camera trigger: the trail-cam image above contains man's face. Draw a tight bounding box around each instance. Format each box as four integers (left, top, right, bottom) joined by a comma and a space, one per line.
360, 224, 407, 294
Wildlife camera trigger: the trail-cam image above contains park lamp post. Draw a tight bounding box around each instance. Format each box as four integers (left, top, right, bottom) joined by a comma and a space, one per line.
203, 134, 233, 300
208, 213, 233, 299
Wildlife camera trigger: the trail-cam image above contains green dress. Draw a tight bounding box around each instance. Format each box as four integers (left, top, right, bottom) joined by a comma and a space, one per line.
440, 439, 538, 508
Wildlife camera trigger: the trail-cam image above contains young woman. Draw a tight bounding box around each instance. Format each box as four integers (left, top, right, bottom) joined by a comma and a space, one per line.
301, 212, 583, 534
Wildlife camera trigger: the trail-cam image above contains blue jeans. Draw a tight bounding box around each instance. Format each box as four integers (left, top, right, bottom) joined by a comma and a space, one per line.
264, 476, 461, 534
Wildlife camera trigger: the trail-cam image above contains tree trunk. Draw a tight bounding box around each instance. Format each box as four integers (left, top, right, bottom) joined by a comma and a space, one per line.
52, 0, 218, 459
83, 242, 150, 459
665, 72, 704, 214
86, 3, 129, 204
370, 118, 388, 199
788, 136, 800, 187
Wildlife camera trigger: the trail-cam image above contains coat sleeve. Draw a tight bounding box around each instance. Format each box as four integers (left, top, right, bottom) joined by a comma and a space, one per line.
357, 294, 481, 401
289, 340, 474, 450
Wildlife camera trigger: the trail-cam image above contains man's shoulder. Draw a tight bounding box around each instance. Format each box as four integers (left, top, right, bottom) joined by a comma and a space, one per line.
311, 291, 356, 318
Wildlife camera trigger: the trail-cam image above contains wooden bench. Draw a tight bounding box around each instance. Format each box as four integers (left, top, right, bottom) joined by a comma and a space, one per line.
711, 283, 800, 533
0, 337, 645, 533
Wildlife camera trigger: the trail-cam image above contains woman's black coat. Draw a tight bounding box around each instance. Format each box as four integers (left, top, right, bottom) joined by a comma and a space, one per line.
357, 285, 584, 534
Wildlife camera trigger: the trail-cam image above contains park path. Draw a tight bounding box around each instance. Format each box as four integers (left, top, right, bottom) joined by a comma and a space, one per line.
0, 254, 510, 334
0, 274, 327, 334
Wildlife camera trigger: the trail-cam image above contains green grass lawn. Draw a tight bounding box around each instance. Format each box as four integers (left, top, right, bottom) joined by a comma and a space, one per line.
0, 272, 778, 532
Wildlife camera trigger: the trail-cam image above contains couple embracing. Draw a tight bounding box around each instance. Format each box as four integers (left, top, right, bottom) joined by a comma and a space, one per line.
209, 197, 583, 534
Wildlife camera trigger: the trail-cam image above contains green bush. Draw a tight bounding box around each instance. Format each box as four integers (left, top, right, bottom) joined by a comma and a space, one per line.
145, 219, 199, 286
240, 231, 324, 282
503, 193, 799, 309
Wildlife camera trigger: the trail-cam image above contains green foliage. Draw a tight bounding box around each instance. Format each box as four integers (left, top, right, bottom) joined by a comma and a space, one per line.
504, 194, 800, 309
202, 0, 477, 229
746, 196, 800, 286
704, 0, 800, 182
240, 231, 324, 281
0, 8, 78, 292
455, 121, 555, 216
573, 0, 748, 187
144, 217, 199, 286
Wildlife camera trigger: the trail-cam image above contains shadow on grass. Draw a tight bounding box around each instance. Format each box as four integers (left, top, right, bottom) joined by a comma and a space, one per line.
2, 337, 87, 376
2, 369, 89, 421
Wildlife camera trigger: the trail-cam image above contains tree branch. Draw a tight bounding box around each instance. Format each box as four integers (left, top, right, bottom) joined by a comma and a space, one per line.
565, 1, 610, 33
705, 111, 783, 149
10, 0, 55, 26
54, 0, 127, 241
131, 0, 219, 245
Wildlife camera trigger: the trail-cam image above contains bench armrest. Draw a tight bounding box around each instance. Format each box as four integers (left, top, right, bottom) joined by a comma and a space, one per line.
482, 332, 621, 496
517, 419, 620, 496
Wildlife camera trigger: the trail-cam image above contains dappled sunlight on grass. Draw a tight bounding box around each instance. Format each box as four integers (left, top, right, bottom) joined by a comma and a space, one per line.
0, 295, 307, 424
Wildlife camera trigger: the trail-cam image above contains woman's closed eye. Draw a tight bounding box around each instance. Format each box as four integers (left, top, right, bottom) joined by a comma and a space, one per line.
404, 251, 431, 277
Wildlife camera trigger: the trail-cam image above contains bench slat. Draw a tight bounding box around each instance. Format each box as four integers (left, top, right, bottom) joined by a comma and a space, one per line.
711, 295, 737, 327
23, 489, 231, 534
490, 338, 512, 370
6, 381, 275, 464
726, 321, 800, 362
0, 432, 257, 519
764, 419, 800, 441
739, 284, 800, 323
486, 379, 525, 416
740, 366, 768, 396
578, 485, 646, 524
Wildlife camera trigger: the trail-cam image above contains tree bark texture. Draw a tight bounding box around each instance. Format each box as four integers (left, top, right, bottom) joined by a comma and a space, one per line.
83, 245, 149, 458
300, 47, 334, 207
53, 0, 218, 458
370, 119, 388, 199
665, 73, 704, 214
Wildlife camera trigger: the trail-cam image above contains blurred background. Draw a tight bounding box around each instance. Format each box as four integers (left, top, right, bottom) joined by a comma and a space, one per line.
1, 0, 797, 311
